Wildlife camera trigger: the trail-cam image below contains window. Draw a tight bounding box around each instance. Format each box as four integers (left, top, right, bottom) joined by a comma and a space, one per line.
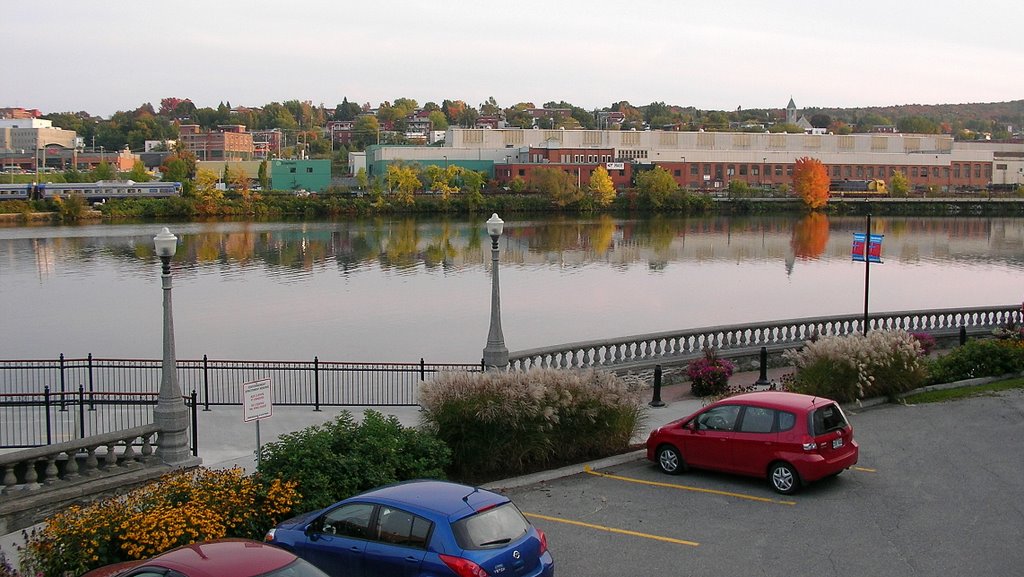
775, 165, 783, 176
691, 164, 699, 176
739, 165, 747, 176
697, 405, 741, 431
727, 165, 735, 177
738, 407, 775, 433
453, 503, 530, 550
811, 404, 849, 436
674, 169, 681, 176
373, 506, 432, 549
306, 167, 313, 173
321, 503, 374, 539
289, 167, 296, 173
954, 164, 961, 178
778, 411, 796, 432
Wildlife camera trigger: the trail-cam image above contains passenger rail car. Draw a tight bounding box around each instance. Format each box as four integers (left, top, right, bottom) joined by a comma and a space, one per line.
829, 179, 888, 196
39, 181, 182, 201
0, 181, 183, 201
0, 184, 33, 201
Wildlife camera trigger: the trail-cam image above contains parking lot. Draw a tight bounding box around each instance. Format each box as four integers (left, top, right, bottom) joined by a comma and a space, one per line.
502, 390, 1024, 576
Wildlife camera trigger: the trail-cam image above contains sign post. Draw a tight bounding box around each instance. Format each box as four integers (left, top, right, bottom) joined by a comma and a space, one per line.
242, 378, 273, 466
851, 214, 884, 335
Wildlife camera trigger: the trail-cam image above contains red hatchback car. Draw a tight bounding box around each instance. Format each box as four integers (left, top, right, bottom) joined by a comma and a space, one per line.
646, 391, 859, 494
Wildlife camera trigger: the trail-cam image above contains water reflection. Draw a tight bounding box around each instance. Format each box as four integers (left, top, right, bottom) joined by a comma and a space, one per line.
0, 214, 1021, 362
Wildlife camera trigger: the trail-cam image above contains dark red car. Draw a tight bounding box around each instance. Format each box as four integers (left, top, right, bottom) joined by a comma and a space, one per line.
646, 391, 859, 494
80, 538, 328, 577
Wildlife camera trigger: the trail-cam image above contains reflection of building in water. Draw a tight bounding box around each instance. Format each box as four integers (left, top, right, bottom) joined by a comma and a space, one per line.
33, 239, 55, 281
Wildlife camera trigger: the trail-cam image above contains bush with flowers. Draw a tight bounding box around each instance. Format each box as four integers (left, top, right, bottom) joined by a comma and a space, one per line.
15, 468, 298, 577
910, 332, 937, 355
782, 329, 928, 402
686, 348, 735, 397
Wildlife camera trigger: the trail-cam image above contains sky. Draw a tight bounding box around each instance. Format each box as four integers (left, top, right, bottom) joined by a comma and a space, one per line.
5, 1, 1023, 118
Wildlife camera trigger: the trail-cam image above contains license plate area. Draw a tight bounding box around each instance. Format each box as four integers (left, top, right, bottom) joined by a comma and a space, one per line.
832, 437, 844, 449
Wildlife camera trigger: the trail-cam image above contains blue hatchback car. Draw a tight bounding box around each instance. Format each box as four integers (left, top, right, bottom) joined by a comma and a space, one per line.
265, 479, 554, 577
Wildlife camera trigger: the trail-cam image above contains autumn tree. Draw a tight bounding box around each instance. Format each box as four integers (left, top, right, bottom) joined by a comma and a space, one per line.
386, 163, 420, 205
793, 156, 830, 209
587, 165, 616, 207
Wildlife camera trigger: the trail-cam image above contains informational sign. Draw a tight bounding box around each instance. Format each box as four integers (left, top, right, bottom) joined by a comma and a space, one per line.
606, 162, 625, 170
242, 378, 273, 422
851, 233, 884, 263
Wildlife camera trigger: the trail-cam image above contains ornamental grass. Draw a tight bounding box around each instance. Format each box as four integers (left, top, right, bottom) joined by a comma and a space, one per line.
782, 329, 928, 402
419, 368, 646, 481
16, 467, 298, 577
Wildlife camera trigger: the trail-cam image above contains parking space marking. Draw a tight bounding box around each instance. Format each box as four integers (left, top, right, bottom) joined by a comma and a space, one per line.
525, 512, 699, 547
583, 466, 797, 506
852, 466, 877, 473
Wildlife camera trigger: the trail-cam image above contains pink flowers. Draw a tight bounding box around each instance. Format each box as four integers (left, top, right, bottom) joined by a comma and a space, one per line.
687, 349, 735, 397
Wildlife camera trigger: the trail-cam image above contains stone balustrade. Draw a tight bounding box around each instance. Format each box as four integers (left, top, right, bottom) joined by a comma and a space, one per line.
508, 305, 1022, 373
0, 424, 161, 497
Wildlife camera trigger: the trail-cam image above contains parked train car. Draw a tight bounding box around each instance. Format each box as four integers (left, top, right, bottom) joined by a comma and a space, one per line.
829, 179, 888, 195
0, 183, 33, 201
39, 181, 182, 201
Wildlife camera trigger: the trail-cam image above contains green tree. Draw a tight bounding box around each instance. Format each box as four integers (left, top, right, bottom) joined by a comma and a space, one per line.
793, 156, 830, 209
635, 166, 677, 208
91, 161, 116, 181
353, 115, 380, 148
258, 160, 270, 190
889, 170, 911, 197
897, 116, 940, 134
532, 166, 581, 207
428, 110, 449, 131
127, 160, 152, 182
356, 167, 369, 190
587, 165, 616, 207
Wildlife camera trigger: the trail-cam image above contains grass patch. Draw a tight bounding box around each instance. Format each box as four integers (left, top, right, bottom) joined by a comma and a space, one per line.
902, 377, 1024, 404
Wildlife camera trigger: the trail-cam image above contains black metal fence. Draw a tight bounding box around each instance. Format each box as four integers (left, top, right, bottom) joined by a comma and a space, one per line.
0, 355, 480, 449
0, 386, 200, 452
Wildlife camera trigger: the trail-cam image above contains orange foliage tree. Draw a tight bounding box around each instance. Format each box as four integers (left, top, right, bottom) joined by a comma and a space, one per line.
793, 157, 830, 209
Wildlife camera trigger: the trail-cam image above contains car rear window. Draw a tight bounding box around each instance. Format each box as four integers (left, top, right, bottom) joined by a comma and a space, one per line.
811, 403, 849, 435
452, 502, 529, 550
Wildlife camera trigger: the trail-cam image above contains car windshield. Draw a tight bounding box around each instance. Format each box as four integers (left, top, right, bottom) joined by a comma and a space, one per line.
452, 502, 529, 550
810, 403, 849, 435
260, 557, 330, 577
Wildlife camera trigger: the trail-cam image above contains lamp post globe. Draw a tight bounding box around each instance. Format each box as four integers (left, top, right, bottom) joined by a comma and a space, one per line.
152, 227, 194, 465
483, 214, 508, 370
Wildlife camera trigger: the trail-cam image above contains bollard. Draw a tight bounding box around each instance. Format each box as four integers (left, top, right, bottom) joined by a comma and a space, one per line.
650, 364, 665, 407
959, 326, 967, 346
754, 346, 771, 388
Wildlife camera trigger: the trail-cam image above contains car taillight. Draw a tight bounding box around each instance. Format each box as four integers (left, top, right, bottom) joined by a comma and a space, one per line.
802, 439, 816, 451
440, 554, 489, 577
538, 529, 548, 555
264, 528, 276, 542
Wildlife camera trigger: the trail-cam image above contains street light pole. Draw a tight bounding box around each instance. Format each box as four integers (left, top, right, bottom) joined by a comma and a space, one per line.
152, 227, 195, 465
482, 214, 509, 370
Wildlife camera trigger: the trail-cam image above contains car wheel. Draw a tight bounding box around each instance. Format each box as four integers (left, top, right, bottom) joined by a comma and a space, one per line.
657, 445, 684, 475
769, 462, 800, 494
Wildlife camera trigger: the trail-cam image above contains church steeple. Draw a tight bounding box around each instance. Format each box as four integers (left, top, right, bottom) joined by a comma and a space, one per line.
786, 97, 797, 124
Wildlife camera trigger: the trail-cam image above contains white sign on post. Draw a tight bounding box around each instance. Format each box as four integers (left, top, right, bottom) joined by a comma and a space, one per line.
242, 378, 273, 422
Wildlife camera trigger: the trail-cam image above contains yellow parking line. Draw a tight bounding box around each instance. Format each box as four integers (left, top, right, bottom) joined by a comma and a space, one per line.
525, 512, 699, 547
583, 465, 797, 506
852, 466, 877, 473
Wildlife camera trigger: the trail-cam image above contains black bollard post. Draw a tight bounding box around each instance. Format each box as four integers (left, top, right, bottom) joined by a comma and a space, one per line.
959, 326, 967, 346
650, 364, 665, 408
754, 346, 771, 389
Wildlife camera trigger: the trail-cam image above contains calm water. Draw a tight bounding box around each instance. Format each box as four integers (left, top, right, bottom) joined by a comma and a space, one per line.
1, 215, 1021, 363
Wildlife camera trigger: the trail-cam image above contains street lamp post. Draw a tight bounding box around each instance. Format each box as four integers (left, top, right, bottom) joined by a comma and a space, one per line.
152, 227, 195, 465
482, 214, 509, 370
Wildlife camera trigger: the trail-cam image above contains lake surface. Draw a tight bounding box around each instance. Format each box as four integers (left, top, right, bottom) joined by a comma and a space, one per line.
1, 214, 1021, 363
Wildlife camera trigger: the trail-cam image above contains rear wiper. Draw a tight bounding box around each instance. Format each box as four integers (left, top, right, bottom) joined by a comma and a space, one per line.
479, 538, 512, 546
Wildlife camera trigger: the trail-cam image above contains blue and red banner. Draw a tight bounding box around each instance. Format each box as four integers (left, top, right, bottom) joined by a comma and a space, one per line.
852, 233, 883, 263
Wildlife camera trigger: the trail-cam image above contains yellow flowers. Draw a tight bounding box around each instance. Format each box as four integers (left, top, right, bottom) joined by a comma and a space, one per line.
18, 467, 299, 577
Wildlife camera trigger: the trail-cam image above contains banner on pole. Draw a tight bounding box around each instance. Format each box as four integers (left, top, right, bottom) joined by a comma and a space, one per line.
852, 233, 883, 263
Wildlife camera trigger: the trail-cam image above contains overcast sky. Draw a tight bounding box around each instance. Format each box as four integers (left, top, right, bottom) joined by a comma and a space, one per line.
6, 1, 1022, 118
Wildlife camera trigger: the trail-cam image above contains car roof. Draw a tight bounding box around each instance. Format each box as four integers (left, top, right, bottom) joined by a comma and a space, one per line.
351, 480, 509, 521
83, 539, 300, 577
717, 391, 837, 411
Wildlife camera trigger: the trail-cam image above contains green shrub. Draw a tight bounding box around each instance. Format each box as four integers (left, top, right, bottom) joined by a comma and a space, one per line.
926, 338, 1024, 384
419, 369, 646, 482
256, 410, 450, 513
782, 330, 927, 402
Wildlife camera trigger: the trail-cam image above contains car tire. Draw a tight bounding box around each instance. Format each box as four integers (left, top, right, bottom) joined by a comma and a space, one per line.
769, 462, 800, 495
656, 445, 685, 475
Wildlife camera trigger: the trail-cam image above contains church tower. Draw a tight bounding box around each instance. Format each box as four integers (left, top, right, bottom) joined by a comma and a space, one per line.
786, 97, 797, 124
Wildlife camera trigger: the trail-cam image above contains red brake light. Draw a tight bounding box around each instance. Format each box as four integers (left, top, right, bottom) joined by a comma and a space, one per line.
537, 529, 548, 555
440, 554, 489, 577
